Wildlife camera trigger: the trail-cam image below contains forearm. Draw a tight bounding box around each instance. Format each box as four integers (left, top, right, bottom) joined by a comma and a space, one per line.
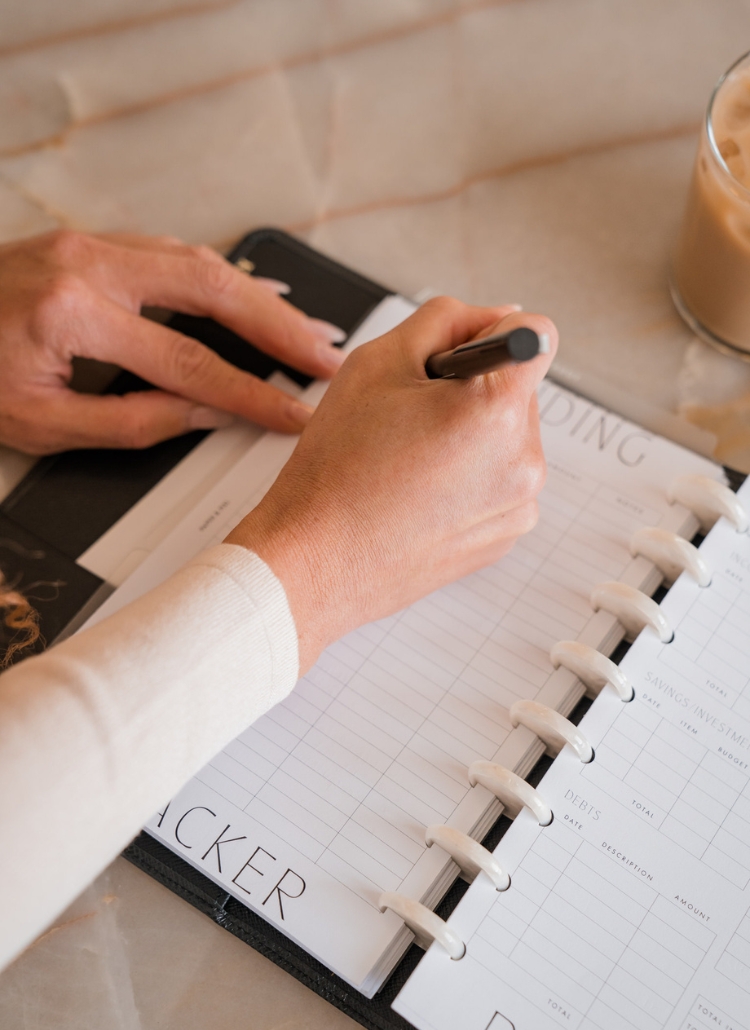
0, 544, 297, 970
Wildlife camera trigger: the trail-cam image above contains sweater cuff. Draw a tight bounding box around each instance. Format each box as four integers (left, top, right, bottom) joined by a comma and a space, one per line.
185, 543, 299, 697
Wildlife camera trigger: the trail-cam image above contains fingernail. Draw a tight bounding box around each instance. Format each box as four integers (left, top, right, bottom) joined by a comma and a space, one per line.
308, 318, 347, 344
189, 406, 235, 430
255, 276, 292, 295
317, 343, 347, 374
288, 400, 314, 430
507, 304, 523, 312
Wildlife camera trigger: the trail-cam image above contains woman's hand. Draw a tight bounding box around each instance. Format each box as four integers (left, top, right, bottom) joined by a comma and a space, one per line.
227, 297, 557, 672
0, 230, 346, 454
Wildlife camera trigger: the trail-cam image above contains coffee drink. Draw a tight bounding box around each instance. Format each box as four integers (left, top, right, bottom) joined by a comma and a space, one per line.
673, 52, 750, 356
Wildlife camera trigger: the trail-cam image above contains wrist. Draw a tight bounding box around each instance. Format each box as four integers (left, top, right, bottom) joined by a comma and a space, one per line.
225, 503, 343, 673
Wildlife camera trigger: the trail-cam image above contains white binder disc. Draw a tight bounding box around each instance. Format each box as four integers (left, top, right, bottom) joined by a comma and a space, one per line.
667, 473, 748, 533
468, 760, 553, 825
550, 639, 634, 701
378, 892, 466, 959
510, 699, 594, 763
425, 825, 511, 891
630, 526, 712, 586
590, 580, 673, 643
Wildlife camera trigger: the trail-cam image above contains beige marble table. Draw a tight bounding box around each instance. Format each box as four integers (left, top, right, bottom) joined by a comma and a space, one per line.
3, 1, 750, 1027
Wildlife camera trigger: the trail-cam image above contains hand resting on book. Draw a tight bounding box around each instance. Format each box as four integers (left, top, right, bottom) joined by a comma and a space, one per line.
227, 297, 557, 672
0, 229, 346, 454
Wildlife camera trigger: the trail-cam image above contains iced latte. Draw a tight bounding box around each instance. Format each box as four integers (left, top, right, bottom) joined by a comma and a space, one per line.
673, 51, 750, 356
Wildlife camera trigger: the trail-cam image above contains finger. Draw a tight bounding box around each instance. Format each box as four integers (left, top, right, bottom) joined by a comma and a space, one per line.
476, 309, 559, 397
95, 236, 295, 297
84, 301, 315, 433
4, 390, 238, 454
390, 297, 557, 415
391, 297, 558, 398
391, 297, 525, 365
104, 244, 347, 380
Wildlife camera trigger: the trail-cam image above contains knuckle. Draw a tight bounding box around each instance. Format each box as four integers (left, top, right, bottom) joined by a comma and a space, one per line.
502, 392, 525, 427
422, 295, 463, 319
344, 342, 369, 369
488, 390, 524, 437
189, 243, 220, 262
520, 451, 547, 501
487, 369, 527, 411
121, 421, 158, 449
336, 340, 375, 382
44, 229, 91, 267
169, 335, 215, 386
506, 452, 546, 511
518, 500, 540, 536
188, 246, 234, 296
495, 446, 546, 513
31, 272, 90, 338
113, 403, 163, 450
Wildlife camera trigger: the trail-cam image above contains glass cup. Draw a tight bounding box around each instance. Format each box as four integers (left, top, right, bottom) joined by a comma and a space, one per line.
672, 50, 750, 359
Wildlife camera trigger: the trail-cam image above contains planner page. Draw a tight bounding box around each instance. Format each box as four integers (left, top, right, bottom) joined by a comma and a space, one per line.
395, 480, 750, 1030
90, 296, 721, 994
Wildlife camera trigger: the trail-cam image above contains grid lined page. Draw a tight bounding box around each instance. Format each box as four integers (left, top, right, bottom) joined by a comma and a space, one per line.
716, 905, 750, 990
395, 479, 750, 1029
658, 569, 750, 715
470, 827, 714, 1030
582, 699, 750, 888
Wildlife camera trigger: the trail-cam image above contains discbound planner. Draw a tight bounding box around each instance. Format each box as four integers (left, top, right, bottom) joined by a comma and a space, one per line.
84, 286, 739, 1026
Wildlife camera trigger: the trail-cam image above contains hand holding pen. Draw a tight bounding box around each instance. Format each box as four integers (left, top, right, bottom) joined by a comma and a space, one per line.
233, 298, 558, 671
426, 311, 550, 380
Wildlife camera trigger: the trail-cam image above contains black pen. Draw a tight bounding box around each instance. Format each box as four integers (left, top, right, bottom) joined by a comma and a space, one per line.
426, 327, 549, 379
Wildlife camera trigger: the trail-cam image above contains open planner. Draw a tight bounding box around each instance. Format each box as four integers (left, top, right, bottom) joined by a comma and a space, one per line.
4, 229, 743, 1029
76, 265, 746, 1028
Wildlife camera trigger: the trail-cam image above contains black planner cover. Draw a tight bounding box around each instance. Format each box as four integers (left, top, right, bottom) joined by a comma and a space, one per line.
1, 229, 747, 1029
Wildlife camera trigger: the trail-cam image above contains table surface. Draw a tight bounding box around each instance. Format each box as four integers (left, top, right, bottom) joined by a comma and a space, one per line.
2, 1, 750, 1027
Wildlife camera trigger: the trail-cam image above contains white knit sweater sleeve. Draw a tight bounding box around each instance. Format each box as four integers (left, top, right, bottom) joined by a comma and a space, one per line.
0, 543, 299, 971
